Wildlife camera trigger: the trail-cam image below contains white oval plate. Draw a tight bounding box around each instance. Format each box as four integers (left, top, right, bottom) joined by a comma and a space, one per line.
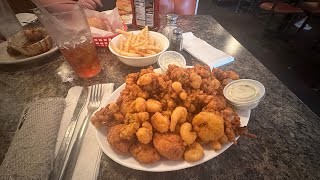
0, 41, 59, 64
96, 68, 250, 172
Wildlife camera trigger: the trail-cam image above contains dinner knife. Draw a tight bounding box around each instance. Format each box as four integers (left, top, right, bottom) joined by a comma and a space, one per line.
49, 88, 88, 180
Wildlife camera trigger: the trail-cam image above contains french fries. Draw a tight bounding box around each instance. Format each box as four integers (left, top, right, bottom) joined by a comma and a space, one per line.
111, 26, 162, 57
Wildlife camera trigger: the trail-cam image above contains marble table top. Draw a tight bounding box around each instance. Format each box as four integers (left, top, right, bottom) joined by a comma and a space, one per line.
0, 15, 319, 179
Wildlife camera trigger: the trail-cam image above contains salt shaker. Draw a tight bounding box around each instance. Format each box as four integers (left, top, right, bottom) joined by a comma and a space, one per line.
162, 14, 179, 44
171, 28, 183, 52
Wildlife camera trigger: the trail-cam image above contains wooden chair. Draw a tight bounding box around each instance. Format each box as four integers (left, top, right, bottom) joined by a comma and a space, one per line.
259, 0, 303, 31
298, 1, 320, 32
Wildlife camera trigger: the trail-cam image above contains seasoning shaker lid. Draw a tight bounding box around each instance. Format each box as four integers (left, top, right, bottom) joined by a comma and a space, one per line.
166, 14, 178, 22
173, 28, 183, 35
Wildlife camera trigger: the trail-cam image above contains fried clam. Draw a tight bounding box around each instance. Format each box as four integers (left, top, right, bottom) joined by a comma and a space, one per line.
153, 133, 185, 160
192, 112, 224, 142
146, 99, 162, 113
183, 142, 204, 162
91, 103, 124, 128
136, 121, 153, 144
120, 112, 149, 140
130, 143, 161, 164
107, 124, 134, 154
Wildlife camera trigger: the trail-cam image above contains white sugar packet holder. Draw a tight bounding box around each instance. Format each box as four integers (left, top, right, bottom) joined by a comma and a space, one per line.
55, 84, 114, 180
182, 32, 234, 69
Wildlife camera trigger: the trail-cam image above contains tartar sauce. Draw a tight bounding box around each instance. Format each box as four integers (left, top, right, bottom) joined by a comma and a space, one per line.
225, 80, 261, 103
161, 56, 185, 70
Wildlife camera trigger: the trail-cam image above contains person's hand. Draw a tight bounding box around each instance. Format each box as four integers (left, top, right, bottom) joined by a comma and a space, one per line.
79, 0, 103, 10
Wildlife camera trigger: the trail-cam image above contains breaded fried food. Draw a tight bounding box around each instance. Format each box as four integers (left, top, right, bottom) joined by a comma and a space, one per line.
130, 143, 160, 164
203, 95, 226, 111
192, 112, 224, 142
153, 133, 185, 160
183, 142, 204, 162
151, 112, 170, 133
107, 124, 134, 154
91, 103, 123, 128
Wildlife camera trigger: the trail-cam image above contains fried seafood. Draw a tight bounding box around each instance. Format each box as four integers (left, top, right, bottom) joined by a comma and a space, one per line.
107, 124, 134, 154
183, 142, 204, 162
136, 122, 153, 144
153, 133, 185, 160
146, 99, 162, 113
91, 103, 123, 128
192, 112, 224, 142
131, 97, 146, 112
170, 106, 188, 132
180, 122, 197, 145
151, 112, 170, 133
210, 141, 222, 151
203, 95, 226, 112
137, 73, 153, 86
91, 64, 255, 164
130, 143, 161, 164
120, 112, 150, 140
190, 72, 202, 89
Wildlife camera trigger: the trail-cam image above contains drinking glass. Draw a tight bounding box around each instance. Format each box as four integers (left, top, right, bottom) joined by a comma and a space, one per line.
0, 0, 23, 40
34, 2, 101, 78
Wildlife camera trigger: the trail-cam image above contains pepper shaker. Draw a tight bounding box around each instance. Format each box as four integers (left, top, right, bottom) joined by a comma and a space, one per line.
171, 28, 183, 52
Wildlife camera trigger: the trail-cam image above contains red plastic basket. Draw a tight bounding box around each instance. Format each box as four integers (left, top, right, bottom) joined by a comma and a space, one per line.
92, 23, 128, 47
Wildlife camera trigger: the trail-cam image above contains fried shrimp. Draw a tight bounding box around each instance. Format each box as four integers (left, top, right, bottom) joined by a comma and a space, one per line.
130, 143, 160, 164
153, 133, 185, 160
192, 112, 224, 142
151, 112, 170, 133
183, 142, 204, 162
180, 122, 197, 145
107, 124, 134, 154
170, 106, 188, 132
146, 99, 162, 113
136, 122, 153, 144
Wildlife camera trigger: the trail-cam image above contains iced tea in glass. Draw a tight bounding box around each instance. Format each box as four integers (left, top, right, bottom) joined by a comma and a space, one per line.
34, 2, 101, 78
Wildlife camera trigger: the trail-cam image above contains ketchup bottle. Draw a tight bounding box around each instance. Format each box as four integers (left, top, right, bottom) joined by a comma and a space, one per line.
131, 0, 160, 31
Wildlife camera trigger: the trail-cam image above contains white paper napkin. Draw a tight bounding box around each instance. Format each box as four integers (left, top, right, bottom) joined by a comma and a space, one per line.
55, 84, 114, 180
182, 32, 234, 69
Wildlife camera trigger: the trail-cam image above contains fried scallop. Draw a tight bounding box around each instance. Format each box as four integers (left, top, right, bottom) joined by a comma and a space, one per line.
107, 124, 134, 154
130, 143, 161, 164
153, 133, 185, 160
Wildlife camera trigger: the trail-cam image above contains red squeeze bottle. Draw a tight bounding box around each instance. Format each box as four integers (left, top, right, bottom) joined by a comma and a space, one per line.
131, 0, 160, 31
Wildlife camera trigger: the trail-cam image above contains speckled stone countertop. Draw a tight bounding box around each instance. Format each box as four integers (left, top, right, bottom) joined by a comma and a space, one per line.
0, 16, 320, 179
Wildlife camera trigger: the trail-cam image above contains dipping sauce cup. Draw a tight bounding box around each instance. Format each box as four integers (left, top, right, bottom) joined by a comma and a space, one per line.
223, 79, 265, 111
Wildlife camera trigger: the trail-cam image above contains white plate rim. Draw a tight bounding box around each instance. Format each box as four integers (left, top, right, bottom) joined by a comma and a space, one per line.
95, 67, 251, 172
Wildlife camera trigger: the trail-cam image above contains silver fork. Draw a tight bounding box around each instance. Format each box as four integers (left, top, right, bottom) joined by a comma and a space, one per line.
60, 84, 103, 180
